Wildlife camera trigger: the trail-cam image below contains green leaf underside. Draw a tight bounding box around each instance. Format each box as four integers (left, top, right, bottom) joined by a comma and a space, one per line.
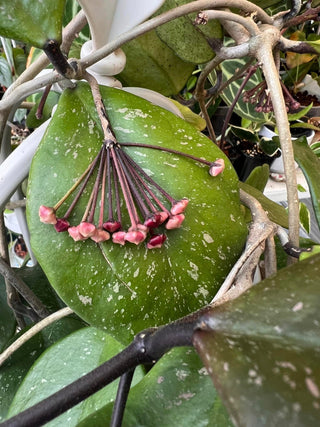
293, 137, 320, 230
78, 347, 232, 427
118, 30, 195, 96
0, 316, 85, 422
27, 82, 247, 343
8, 328, 143, 426
194, 253, 320, 426
0, 0, 66, 48
155, 0, 223, 64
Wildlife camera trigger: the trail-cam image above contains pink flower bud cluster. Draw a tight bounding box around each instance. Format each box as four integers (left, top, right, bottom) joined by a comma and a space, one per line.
243, 80, 300, 113
39, 197, 188, 249
38, 140, 223, 250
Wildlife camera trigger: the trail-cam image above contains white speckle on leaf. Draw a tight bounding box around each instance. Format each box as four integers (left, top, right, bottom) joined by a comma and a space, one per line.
194, 286, 209, 300
114, 126, 134, 134
292, 301, 303, 312
117, 108, 150, 120
187, 262, 199, 281
163, 162, 177, 168
77, 293, 92, 305
276, 361, 297, 371
178, 392, 195, 401
157, 376, 164, 384
198, 367, 209, 376
88, 119, 95, 134
176, 369, 188, 381
306, 377, 320, 398
133, 268, 140, 278
203, 233, 214, 244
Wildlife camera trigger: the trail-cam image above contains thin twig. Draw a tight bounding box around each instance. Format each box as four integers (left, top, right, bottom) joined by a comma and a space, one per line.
194, 55, 224, 144
5, 199, 26, 210
264, 235, 277, 278
0, 307, 73, 367
197, 9, 260, 37
0, 257, 50, 319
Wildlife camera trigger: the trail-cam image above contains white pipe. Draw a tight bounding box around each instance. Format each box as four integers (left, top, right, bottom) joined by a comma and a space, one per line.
0, 119, 50, 209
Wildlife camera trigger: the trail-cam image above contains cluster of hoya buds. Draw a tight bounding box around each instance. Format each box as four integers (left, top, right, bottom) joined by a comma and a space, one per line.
243, 80, 300, 113
39, 141, 224, 250
39, 199, 187, 249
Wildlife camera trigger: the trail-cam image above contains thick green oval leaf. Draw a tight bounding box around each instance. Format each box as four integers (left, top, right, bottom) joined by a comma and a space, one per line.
78, 347, 232, 427
118, 30, 195, 96
0, 316, 85, 422
293, 137, 320, 230
0, 0, 66, 48
0, 275, 16, 352
155, 0, 222, 64
8, 327, 143, 426
27, 82, 247, 343
194, 253, 320, 426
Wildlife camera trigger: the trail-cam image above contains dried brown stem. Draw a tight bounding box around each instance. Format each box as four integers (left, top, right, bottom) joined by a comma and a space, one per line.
211, 189, 278, 305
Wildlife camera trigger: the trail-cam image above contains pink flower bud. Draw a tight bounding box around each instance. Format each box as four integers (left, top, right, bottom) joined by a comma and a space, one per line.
158, 211, 169, 224
170, 198, 189, 215
39, 205, 57, 224
125, 230, 147, 245
112, 231, 126, 245
144, 213, 162, 229
136, 223, 148, 233
54, 218, 70, 232
165, 214, 185, 230
147, 234, 166, 249
291, 101, 300, 110
91, 228, 110, 242
209, 159, 225, 177
103, 220, 121, 233
68, 226, 86, 241
78, 222, 96, 238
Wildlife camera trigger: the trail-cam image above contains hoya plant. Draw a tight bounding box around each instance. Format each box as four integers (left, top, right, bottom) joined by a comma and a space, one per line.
1, 0, 320, 426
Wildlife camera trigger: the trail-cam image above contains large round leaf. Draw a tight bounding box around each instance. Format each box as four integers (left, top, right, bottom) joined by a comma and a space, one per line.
118, 30, 195, 96
0, 0, 66, 48
27, 82, 247, 343
194, 253, 320, 425
155, 0, 223, 64
0, 316, 85, 422
78, 347, 232, 426
7, 327, 143, 426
